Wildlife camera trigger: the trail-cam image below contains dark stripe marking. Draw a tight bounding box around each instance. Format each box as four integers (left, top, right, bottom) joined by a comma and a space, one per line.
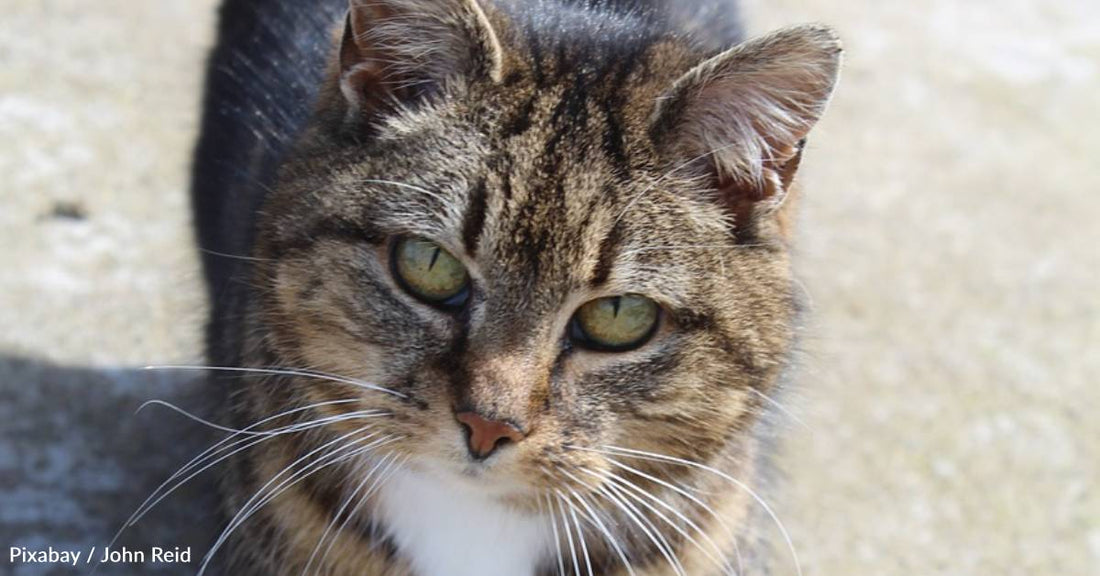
462, 179, 489, 256
590, 219, 623, 287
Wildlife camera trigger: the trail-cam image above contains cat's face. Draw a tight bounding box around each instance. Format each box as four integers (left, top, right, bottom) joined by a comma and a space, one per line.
250, 0, 839, 505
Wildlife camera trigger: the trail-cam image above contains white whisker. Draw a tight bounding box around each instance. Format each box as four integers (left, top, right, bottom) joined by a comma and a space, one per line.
618, 244, 763, 258
136, 399, 322, 436
220, 433, 395, 543
302, 455, 388, 576
360, 178, 450, 206
106, 400, 384, 555
599, 479, 687, 576
748, 388, 810, 431
129, 410, 385, 528
556, 494, 582, 576
566, 495, 594, 576
606, 457, 744, 575
197, 431, 399, 575
597, 469, 735, 575
199, 247, 272, 262
306, 452, 405, 575
143, 365, 407, 398
543, 493, 567, 576
318, 453, 408, 570
577, 445, 802, 576
558, 486, 637, 576
104, 397, 363, 551
565, 468, 684, 576
150, 399, 368, 490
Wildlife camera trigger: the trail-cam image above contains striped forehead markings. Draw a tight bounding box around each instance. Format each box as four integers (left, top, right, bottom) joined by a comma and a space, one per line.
462, 178, 489, 256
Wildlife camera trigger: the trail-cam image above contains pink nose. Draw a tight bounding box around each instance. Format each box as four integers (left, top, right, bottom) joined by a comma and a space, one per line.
455, 411, 526, 460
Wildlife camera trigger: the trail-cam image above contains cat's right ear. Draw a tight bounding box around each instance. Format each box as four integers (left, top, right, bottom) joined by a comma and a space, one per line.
337, 0, 503, 125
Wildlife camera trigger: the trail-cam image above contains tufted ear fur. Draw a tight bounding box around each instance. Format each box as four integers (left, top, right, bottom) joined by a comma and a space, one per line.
650, 25, 842, 239
337, 0, 504, 125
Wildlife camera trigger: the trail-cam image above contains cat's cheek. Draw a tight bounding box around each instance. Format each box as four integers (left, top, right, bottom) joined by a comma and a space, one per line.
266, 253, 441, 364
393, 414, 467, 465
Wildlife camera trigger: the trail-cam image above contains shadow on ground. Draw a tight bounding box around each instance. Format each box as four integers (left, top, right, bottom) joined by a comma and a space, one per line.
0, 356, 224, 575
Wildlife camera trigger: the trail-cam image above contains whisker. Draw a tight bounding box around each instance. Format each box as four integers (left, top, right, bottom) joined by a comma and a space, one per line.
618, 244, 764, 258
579, 445, 802, 576
198, 433, 401, 575
595, 469, 735, 575
106, 400, 381, 554
542, 493, 567, 576
360, 178, 452, 208
556, 466, 683, 576
316, 453, 408, 571
748, 388, 811, 431
557, 485, 637, 576
128, 410, 385, 528
605, 458, 745, 575
199, 247, 273, 263
201, 434, 373, 575
566, 495, 594, 576
216, 431, 387, 544
585, 474, 686, 576
150, 399, 368, 488
555, 494, 583, 576
302, 455, 387, 576
143, 365, 407, 398
207, 441, 378, 575
791, 276, 816, 312
304, 452, 401, 575
137, 399, 326, 436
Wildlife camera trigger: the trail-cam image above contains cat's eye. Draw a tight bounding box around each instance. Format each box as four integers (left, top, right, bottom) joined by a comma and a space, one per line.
570, 295, 660, 352
392, 237, 470, 308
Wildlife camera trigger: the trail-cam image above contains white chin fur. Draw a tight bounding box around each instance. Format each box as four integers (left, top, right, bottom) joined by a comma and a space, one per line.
373, 465, 553, 576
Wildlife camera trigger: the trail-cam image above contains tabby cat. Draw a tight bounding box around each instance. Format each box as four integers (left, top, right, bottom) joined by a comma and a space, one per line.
189, 0, 841, 574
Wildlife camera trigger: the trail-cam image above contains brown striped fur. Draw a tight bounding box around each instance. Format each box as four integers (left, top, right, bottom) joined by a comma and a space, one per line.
216, 1, 841, 574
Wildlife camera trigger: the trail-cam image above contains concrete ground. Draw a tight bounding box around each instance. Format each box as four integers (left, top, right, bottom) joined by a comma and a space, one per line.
1, 0, 1096, 574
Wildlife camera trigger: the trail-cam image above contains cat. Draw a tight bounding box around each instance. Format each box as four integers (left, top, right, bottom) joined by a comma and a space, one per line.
189, 0, 841, 574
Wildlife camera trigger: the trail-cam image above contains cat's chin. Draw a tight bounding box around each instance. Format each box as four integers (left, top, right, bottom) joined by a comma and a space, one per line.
400, 455, 542, 506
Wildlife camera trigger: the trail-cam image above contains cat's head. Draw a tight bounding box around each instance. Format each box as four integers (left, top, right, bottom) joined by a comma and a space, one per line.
252, 0, 840, 501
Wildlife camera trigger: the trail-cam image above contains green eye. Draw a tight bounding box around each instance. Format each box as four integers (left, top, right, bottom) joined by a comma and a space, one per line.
392, 237, 470, 308
571, 295, 660, 351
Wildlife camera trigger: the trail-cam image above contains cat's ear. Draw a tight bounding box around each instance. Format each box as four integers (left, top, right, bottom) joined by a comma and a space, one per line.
650, 25, 842, 237
338, 0, 503, 123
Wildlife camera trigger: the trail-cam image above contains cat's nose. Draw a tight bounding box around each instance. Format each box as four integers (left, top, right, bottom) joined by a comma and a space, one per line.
455, 411, 526, 460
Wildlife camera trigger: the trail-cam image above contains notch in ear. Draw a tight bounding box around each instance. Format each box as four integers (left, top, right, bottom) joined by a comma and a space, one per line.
337, 0, 503, 125
650, 25, 842, 239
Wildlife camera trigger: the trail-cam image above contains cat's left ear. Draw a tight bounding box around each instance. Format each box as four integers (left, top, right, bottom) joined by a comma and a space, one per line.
338, 0, 503, 124
650, 25, 842, 237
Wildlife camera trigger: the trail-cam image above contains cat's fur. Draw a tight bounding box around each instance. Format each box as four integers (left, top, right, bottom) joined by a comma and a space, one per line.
191, 0, 841, 574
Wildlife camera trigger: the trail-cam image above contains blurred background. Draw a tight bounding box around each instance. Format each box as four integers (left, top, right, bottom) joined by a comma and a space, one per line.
1, 0, 1096, 574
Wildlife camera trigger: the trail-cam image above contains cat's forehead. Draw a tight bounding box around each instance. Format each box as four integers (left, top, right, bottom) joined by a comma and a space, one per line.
307, 57, 730, 308
366, 130, 715, 315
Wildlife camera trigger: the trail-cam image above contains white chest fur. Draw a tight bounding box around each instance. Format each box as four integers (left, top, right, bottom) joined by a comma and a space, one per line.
373, 467, 553, 576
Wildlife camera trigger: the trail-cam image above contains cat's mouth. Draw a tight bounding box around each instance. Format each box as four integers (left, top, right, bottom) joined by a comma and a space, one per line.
411, 453, 538, 501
